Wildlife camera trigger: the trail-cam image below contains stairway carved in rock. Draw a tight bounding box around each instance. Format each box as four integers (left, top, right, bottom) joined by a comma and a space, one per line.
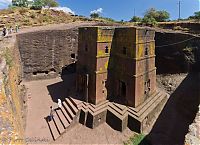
47, 98, 79, 141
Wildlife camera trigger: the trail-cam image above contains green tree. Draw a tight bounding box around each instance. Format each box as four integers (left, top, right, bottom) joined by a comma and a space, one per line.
194, 11, 200, 19
90, 13, 99, 18
142, 16, 157, 26
31, 0, 44, 10
43, 0, 59, 8
144, 8, 170, 22
189, 11, 200, 20
157, 10, 170, 22
31, 0, 59, 10
130, 16, 142, 22
12, 0, 29, 7
141, 8, 170, 26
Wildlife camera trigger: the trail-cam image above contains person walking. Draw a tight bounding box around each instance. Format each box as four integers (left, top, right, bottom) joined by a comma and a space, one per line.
49, 106, 54, 121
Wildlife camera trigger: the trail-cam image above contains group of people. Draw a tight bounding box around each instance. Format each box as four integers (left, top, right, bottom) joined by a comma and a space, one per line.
2, 25, 19, 37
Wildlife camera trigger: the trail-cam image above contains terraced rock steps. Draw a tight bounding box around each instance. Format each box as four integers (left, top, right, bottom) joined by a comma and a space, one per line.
107, 90, 169, 132
71, 98, 109, 128
47, 98, 79, 141
47, 90, 168, 140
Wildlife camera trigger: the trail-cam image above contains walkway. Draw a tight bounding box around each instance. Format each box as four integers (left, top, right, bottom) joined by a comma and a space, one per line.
24, 75, 134, 144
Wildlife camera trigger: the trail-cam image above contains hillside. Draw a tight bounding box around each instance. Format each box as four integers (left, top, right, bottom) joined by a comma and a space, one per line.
0, 7, 124, 31
0, 7, 96, 30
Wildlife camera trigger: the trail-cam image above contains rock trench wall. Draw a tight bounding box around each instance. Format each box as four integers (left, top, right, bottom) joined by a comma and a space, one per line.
17, 28, 200, 80
17, 28, 78, 80
155, 31, 200, 74
0, 36, 25, 144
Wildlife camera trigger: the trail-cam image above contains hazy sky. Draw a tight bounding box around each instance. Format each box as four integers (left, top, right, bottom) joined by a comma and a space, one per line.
0, 0, 199, 21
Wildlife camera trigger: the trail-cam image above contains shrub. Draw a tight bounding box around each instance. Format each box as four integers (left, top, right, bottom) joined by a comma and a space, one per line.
130, 16, 142, 22
18, 8, 28, 15
30, 12, 36, 18
90, 13, 99, 18
23, 18, 32, 26
142, 16, 157, 26
3, 48, 13, 67
42, 16, 51, 23
30, 5, 42, 10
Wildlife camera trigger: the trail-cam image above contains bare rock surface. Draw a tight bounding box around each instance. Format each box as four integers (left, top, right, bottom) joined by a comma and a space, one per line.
185, 105, 200, 145
157, 73, 187, 94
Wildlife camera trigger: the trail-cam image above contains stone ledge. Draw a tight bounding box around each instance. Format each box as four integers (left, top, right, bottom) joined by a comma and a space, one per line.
68, 90, 169, 133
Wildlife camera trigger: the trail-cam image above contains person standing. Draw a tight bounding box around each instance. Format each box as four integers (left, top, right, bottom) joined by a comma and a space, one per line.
5, 27, 8, 36
57, 99, 62, 109
15, 25, 19, 33
9, 26, 13, 34
2, 26, 6, 36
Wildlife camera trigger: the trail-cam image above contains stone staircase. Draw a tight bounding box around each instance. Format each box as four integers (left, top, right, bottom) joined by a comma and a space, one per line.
71, 98, 109, 128
47, 90, 168, 141
106, 90, 169, 132
47, 98, 79, 141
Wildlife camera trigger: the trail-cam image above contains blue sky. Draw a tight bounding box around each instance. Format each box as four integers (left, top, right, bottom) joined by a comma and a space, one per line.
0, 0, 199, 21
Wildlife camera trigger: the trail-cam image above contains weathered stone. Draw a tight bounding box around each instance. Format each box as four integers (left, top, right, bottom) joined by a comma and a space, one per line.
155, 32, 200, 74
17, 28, 79, 80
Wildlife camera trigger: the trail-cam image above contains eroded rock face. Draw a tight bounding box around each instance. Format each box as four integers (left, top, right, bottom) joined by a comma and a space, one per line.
155, 32, 200, 74
0, 36, 24, 144
185, 105, 200, 145
17, 29, 78, 80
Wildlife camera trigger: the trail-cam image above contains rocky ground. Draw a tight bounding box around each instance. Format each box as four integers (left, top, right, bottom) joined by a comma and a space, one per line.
185, 105, 200, 145
0, 94, 19, 144
0, 56, 17, 144
156, 73, 188, 95
157, 74, 200, 145
0, 8, 88, 29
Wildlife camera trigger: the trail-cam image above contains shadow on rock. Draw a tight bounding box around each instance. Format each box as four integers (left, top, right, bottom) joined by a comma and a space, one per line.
140, 73, 200, 145
47, 72, 76, 102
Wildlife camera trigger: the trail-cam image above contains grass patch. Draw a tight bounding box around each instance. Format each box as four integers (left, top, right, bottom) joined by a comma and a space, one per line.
124, 134, 150, 145
2, 48, 13, 68
183, 46, 193, 53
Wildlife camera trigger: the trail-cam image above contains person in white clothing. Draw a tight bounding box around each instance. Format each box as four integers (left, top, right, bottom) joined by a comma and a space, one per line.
58, 99, 62, 109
